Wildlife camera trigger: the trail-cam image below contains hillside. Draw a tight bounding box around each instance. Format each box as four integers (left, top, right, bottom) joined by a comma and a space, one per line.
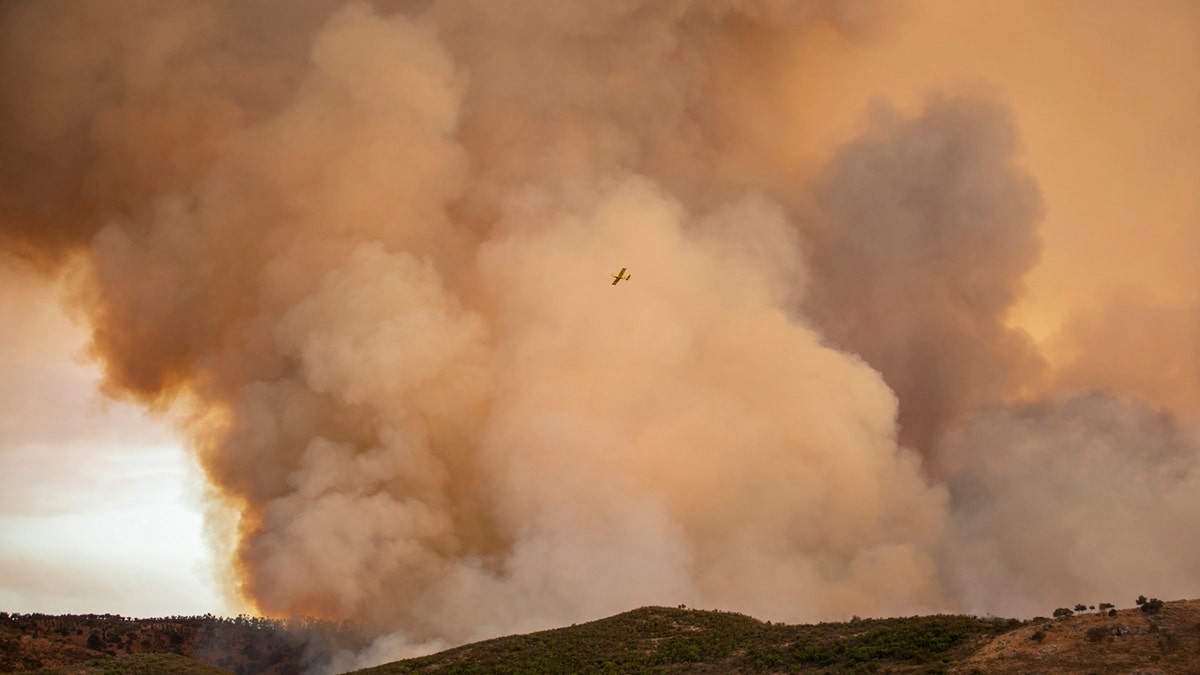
353, 606, 1019, 674
5, 601, 1199, 674
952, 599, 1200, 674
11, 652, 234, 675
355, 601, 1200, 674
0, 613, 369, 674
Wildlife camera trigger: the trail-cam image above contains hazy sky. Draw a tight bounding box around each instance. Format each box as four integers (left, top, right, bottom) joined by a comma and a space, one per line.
0, 261, 223, 616
1, 0, 1197, 666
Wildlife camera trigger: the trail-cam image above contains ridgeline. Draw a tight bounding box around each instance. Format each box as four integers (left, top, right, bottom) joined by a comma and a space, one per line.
4, 600, 1199, 674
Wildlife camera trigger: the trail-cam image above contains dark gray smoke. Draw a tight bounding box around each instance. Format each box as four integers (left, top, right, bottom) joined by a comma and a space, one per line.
937, 392, 1200, 618
805, 95, 1045, 460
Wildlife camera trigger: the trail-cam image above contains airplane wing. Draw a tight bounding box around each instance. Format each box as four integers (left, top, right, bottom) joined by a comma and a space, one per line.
612, 267, 626, 285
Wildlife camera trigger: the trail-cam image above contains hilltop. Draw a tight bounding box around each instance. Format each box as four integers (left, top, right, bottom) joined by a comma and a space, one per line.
352, 606, 1015, 674
3, 600, 1198, 674
352, 600, 1200, 674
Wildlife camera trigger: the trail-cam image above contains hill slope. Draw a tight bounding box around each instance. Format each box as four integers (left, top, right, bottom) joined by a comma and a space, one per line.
352, 606, 1018, 674
952, 599, 1200, 674
0, 613, 366, 674
355, 601, 1200, 675
11, 652, 234, 675
5, 601, 1199, 674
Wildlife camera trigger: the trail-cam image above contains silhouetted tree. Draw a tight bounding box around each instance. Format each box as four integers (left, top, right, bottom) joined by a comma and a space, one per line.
1053, 608, 1073, 618
1141, 598, 1164, 614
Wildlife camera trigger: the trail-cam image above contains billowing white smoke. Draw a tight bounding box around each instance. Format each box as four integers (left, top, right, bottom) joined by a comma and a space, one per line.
240, 172, 950, 643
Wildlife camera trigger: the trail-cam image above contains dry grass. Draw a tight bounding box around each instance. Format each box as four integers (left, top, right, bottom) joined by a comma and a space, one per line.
951, 599, 1200, 674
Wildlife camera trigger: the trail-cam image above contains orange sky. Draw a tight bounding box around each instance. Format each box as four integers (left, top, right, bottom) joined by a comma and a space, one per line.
782, 0, 1200, 341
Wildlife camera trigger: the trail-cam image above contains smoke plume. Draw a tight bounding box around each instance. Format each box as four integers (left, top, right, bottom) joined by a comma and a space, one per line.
937, 392, 1200, 618
804, 94, 1046, 458
3, 0, 1199, 665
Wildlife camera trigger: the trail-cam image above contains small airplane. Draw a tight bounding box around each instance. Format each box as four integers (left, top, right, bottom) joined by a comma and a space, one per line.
611, 267, 631, 285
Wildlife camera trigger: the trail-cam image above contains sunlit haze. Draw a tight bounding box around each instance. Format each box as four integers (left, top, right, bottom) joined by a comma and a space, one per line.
0, 266, 224, 616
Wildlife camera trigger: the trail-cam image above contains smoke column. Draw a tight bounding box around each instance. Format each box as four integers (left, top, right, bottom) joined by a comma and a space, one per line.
804, 94, 1046, 458
3, 0, 1199, 665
